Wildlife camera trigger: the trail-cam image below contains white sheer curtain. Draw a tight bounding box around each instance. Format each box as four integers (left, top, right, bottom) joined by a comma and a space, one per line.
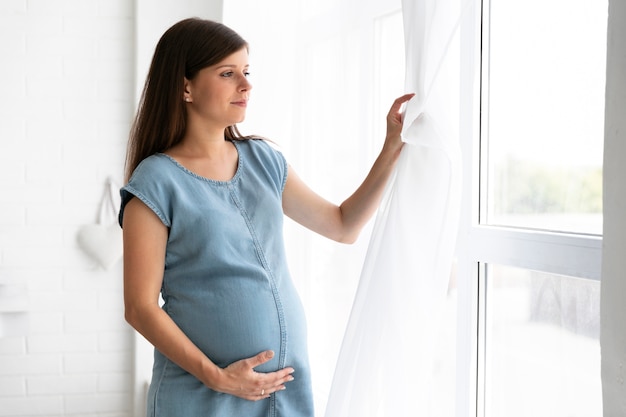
224, 0, 471, 415
323, 0, 470, 415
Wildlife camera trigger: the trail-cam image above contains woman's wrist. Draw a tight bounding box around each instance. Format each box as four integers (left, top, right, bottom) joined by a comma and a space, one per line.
381, 136, 404, 164
199, 358, 224, 391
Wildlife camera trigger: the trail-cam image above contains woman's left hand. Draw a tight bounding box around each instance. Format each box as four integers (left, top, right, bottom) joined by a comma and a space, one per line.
384, 93, 415, 154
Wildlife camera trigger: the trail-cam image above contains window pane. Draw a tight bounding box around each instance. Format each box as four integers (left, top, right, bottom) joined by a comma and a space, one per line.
484, 265, 601, 417
483, 0, 607, 234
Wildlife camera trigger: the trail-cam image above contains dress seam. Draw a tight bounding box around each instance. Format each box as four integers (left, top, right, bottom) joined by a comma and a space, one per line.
227, 183, 284, 417
151, 354, 170, 417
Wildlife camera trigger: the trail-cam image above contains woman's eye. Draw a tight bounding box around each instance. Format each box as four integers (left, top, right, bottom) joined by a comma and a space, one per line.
220, 71, 250, 78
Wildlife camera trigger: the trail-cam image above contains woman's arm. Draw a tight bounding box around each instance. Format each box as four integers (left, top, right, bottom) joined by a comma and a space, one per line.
122, 197, 294, 400
283, 93, 414, 243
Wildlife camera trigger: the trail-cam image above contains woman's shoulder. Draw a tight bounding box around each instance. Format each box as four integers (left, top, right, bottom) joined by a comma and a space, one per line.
238, 138, 288, 191
239, 138, 285, 162
131, 153, 173, 176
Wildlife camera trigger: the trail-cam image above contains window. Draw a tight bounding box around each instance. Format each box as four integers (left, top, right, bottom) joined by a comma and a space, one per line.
482, 265, 601, 417
482, 0, 605, 235
456, 0, 607, 416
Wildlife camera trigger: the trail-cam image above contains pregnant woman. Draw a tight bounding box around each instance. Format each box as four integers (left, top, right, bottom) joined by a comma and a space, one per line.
120, 17, 413, 417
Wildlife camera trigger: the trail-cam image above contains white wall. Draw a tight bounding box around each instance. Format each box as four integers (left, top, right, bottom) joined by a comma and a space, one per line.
601, 1, 626, 416
0, 1, 133, 416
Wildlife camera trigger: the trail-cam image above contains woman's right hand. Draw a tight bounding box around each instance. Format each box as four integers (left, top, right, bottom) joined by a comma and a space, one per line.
384, 92, 415, 155
212, 350, 295, 401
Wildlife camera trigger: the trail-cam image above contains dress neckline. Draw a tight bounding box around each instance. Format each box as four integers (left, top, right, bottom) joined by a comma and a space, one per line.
158, 140, 243, 185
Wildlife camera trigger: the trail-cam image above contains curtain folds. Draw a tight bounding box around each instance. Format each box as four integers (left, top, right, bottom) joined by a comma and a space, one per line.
324, 0, 470, 415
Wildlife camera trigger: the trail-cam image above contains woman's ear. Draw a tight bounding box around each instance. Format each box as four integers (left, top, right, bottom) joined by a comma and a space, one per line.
183, 77, 192, 103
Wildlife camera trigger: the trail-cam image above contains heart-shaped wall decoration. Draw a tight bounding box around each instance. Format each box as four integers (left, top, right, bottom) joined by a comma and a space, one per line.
77, 177, 123, 270
77, 223, 123, 270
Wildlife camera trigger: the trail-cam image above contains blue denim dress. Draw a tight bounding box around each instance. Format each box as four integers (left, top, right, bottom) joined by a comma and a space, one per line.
119, 139, 314, 417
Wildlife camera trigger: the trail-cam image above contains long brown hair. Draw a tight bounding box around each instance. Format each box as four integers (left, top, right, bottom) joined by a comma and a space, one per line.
125, 18, 250, 181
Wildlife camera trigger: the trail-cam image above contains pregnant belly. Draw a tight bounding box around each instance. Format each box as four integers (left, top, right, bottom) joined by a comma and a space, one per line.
164, 278, 306, 373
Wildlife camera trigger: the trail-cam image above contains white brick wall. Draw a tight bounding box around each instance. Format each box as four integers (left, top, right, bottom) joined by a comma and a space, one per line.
0, 0, 134, 416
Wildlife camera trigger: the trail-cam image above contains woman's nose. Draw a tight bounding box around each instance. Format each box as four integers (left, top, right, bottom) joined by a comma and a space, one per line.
239, 75, 252, 92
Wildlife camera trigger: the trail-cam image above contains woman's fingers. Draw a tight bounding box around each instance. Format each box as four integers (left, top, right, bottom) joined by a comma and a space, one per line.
218, 351, 295, 401
384, 93, 415, 151
241, 368, 295, 401
248, 372, 294, 401
389, 92, 416, 114
387, 93, 415, 127
246, 349, 276, 368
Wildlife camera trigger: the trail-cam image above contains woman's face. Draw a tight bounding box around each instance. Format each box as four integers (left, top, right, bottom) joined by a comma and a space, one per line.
184, 47, 252, 129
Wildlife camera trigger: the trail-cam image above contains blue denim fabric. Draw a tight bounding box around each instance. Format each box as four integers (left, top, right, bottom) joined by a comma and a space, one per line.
120, 139, 314, 417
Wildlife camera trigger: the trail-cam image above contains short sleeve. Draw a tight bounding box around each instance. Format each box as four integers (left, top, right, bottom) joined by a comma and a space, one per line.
118, 155, 174, 228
